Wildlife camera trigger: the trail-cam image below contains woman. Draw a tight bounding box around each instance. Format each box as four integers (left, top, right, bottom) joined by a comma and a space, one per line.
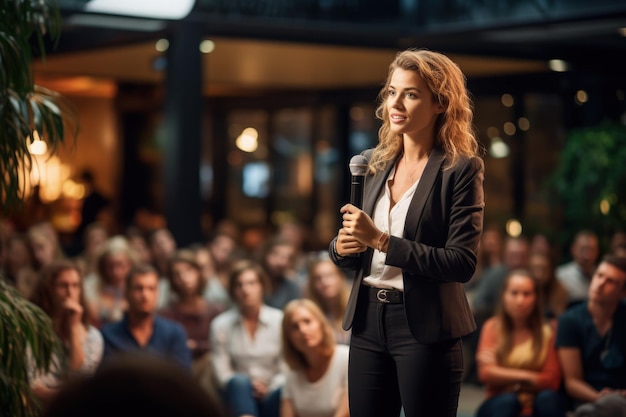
83, 236, 136, 326
306, 255, 351, 345
159, 249, 225, 396
29, 259, 104, 404
329, 48, 484, 417
528, 251, 568, 320
475, 270, 565, 417
281, 299, 349, 417
210, 259, 284, 417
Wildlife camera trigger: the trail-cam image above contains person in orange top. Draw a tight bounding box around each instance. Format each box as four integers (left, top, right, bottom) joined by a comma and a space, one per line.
475, 269, 566, 417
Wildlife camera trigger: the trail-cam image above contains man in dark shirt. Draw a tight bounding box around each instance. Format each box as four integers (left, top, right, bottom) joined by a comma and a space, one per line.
556, 254, 626, 416
101, 264, 191, 370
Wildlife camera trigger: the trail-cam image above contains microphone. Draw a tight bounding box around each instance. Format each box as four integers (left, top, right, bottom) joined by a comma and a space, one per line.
349, 154, 369, 209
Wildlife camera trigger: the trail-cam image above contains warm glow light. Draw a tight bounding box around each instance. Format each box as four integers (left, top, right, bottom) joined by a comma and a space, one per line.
618, 27, 626, 37
199, 40, 215, 54
62, 179, 87, 199
600, 199, 610, 215
503, 122, 516, 136
155, 39, 169, 52
486, 127, 499, 139
548, 59, 568, 72
518, 117, 530, 131
236, 127, 259, 153
501, 94, 514, 107
489, 137, 509, 159
575, 90, 589, 105
28, 131, 48, 156
506, 219, 523, 237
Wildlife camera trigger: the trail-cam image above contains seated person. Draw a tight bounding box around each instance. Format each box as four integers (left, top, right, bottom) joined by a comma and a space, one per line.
159, 249, 225, 397
211, 260, 284, 417
305, 255, 351, 345
476, 269, 565, 417
29, 259, 103, 404
100, 264, 191, 370
280, 299, 349, 417
556, 254, 626, 417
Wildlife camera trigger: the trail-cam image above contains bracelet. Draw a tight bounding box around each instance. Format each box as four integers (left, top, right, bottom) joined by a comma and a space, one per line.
376, 231, 387, 252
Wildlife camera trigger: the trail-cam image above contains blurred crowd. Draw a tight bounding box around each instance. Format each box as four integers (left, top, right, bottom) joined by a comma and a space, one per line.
1, 217, 625, 417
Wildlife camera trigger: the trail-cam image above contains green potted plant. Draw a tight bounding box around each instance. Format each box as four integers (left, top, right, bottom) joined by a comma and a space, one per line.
548, 121, 626, 252
1, 1, 78, 415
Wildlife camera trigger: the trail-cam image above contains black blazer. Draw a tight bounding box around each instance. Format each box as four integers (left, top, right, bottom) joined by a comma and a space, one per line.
330, 147, 484, 344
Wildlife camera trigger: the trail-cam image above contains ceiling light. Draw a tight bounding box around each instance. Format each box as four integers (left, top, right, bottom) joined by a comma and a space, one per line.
67, 14, 166, 31
84, 0, 195, 20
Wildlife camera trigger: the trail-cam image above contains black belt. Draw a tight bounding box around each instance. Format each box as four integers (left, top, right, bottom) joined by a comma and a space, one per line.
367, 286, 403, 304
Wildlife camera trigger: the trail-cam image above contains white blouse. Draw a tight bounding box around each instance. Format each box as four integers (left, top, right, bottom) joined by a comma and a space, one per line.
363, 164, 419, 291
282, 344, 349, 417
210, 305, 286, 391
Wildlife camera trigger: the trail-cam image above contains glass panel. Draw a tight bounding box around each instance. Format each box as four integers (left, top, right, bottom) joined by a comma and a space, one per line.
226, 109, 270, 226
270, 108, 313, 225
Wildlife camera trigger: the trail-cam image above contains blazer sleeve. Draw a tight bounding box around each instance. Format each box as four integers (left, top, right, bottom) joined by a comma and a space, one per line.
385, 156, 485, 283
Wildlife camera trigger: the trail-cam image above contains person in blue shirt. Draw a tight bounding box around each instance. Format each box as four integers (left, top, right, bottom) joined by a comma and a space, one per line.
556, 254, 626, 416
100, 264, 191, 370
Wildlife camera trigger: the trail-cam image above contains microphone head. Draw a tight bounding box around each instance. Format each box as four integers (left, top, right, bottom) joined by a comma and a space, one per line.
349, 155, 369, 176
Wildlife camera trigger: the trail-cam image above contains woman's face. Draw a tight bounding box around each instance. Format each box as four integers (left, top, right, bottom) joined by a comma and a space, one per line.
385, 68, 443, 139
85, 227, 108, 257
53, 269, 81, 309
171, 261, 200, 297
311, 261, 342, 301
31, 235, 56, 266
287, 306, 324, 352
529, 254, 551, 287
233, 269, 264, 309
503, 274, 536, 321
104, 252, 132, 285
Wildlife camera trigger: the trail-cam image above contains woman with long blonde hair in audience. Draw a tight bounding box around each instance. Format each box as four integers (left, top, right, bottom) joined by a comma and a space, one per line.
29, 259, 103, 405
306, 254, 351, 345
475, 269, 565, 417
281, 299, 349, 417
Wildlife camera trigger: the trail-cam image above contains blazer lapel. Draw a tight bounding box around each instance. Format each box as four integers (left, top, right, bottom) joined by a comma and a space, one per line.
404, 147, 445, 240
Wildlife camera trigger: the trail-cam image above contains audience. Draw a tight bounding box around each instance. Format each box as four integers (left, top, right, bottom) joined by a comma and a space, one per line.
83, 236, 136, 326
211, 260, 284, 417
29, 259, 103, 404
306, 254, 351, 345
259, 236, 301, 310
556, 254, 626, 416
475, 269, 565, 417
190, 242, 233, 308
206, 231, 239, 300
73, 222, 109, 279
472, 235, 531, 324
528, 251, 568, 320
147, 227, 178, 307
556, 230, 600, 307
280, 299, 349, 417
2, 233, 37, 299
100, 264, 191, 370
159, 249, 225, 396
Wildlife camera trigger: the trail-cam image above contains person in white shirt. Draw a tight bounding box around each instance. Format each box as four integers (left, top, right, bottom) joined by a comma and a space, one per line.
281, 299, 349, 417
211, 260, 284, 417
556, 230, 600, 306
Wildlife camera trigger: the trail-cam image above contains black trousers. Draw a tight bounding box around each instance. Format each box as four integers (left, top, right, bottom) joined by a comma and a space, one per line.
348, 290, 463, 417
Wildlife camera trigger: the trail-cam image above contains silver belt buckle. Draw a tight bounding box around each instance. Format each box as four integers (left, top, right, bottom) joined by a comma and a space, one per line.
376, 289, 390, 303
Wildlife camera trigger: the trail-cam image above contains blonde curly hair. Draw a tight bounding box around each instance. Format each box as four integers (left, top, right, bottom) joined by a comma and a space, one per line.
369, 49, 479, 173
